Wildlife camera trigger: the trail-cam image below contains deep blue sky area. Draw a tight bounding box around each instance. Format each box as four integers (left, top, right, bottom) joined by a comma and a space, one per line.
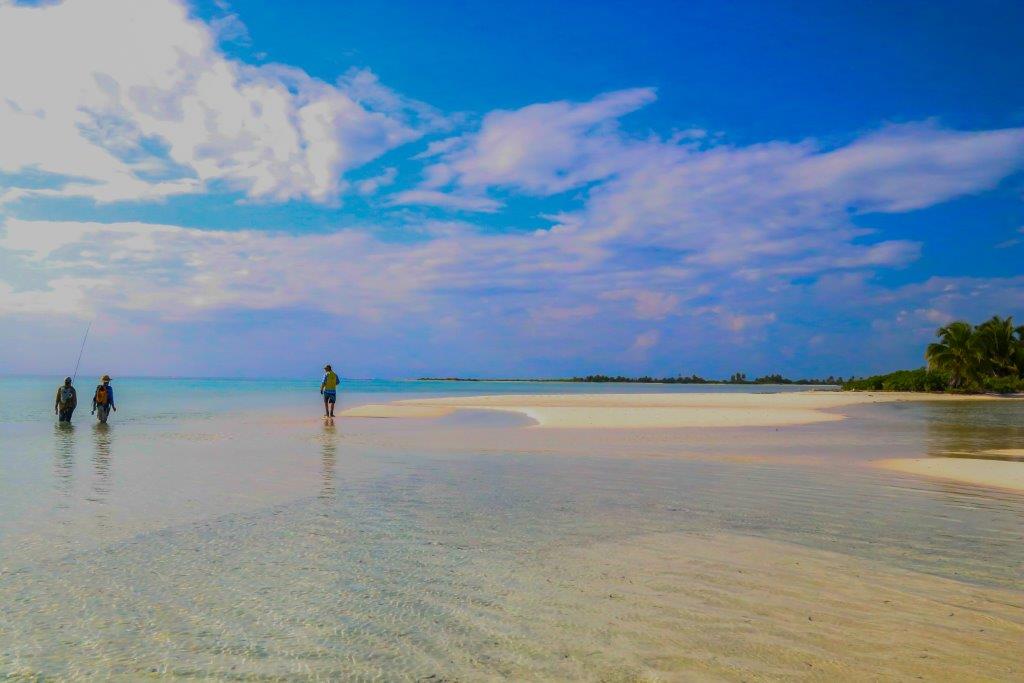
216, 0, 1024, 137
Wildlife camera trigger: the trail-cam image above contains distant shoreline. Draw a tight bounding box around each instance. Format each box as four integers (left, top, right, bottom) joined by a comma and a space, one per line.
418, 376, 842, 386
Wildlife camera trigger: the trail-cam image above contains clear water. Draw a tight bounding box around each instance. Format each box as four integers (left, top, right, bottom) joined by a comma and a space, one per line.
0, 378, 1021, 680
0, 376, 836, 425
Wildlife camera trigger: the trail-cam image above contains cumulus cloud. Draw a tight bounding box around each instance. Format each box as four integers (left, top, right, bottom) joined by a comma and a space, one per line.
415, 88, 656, 197
388, 189, 503, 212
402, 91, 1024, 295
0, 0, 435, 204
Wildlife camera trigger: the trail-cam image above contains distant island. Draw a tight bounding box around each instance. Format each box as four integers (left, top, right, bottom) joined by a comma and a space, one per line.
422, 315, 1024, 395
419, 373, 845, 385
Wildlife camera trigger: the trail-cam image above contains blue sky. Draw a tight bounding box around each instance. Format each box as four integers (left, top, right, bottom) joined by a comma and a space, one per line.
0, 0, 1022, 379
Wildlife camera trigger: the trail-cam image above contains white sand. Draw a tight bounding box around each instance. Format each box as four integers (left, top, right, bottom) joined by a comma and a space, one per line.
876, 457, 1024, 493
340, 391, 1008, 429
340, 404, 456, 419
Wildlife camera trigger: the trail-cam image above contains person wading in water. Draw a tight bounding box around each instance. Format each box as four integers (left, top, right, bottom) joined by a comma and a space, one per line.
55, 377, 77, 423
92, 374, 117, 424
320, 364, 340, 418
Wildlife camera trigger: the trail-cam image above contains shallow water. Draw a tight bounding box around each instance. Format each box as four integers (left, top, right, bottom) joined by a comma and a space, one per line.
1, 379, 1022, 680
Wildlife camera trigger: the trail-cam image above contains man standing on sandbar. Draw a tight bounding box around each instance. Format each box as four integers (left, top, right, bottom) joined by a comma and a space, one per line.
320, 364, 340, 418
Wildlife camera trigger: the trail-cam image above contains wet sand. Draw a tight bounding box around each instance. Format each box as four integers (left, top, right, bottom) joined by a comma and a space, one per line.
877, 457, 1024, 493
341, 391, 1011, 429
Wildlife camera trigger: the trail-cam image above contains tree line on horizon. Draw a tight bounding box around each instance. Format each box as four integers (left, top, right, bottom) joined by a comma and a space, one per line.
844, 315, 1024, 394
568, 373, 844, 385
422, 316, 1023, 394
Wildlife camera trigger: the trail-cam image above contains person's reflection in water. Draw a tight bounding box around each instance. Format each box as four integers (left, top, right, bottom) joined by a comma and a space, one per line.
88, 423, 114, 527
319, 418, 337, 506
52, 422, 76, 508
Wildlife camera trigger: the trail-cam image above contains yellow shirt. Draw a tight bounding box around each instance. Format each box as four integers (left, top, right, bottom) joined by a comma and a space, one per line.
322, 372, 339, 391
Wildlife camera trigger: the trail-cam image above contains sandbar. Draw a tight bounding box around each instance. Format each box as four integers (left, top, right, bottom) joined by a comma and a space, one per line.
876, 457, 1024, 493
340, 404, 456, 419
340, 391, 1008, 429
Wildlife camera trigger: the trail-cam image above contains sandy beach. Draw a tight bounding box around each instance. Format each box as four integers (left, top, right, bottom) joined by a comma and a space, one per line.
341, 390, 1008, 428
877, 457, 1024, 493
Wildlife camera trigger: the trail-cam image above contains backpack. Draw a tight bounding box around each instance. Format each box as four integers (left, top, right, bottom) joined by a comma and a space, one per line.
95, 385, 109, 405
59, 386, 74, 405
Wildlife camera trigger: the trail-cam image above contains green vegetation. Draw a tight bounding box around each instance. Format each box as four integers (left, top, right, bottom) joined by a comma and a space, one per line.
844, 315, 1024, 394
568, 373, 841, 385
421, 374, 844, 385
426, 316, 1024, 394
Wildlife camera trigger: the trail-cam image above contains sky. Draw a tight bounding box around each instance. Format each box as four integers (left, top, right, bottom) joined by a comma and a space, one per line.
0, 0, 1022, 379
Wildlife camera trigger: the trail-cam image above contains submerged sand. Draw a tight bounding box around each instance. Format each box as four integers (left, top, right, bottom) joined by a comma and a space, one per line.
341, 391, 1006, 429
877, 457, 1024, 493
528, 531, 1024, 680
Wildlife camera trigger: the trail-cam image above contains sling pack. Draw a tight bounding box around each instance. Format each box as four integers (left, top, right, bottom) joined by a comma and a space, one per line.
59, 386, 74, 405
95, 385, 109, 405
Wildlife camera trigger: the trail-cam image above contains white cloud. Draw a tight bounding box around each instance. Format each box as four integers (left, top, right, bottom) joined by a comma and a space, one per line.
357, 167, 398, 195
388, 189, 503, 213
602, 290, 681, 320
629, 330, 661, 353
416, 87, 656, 196
0, 0, 435, 204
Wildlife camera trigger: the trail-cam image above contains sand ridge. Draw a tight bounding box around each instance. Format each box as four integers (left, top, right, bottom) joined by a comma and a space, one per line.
876, 457, 1024, 494
340, 391, 1011, 429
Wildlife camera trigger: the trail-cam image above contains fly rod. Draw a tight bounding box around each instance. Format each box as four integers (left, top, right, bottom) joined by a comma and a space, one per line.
72, 321, 92, 384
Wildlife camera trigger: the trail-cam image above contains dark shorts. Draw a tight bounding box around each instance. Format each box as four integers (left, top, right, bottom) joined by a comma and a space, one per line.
323, 390, 337, 404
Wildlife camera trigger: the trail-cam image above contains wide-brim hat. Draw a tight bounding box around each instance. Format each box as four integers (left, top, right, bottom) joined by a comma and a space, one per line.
101, 374, 111, 381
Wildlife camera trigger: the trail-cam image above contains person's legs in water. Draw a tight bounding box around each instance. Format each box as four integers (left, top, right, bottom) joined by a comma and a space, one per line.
323, 390, 336, 417
96, 404, 110, 424
60, 405, 75, 423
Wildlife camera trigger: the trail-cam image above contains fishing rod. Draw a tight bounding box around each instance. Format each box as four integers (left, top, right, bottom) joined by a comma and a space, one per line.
72, 321, 92, 384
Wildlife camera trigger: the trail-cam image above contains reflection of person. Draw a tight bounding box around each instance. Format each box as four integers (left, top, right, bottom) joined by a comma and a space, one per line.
55, 377, 77, 423
91, 422, 113, 521
320, 420, 337, 503
53, 422, 76, 499
92, 374, 117, 424
320, 364, 340, 418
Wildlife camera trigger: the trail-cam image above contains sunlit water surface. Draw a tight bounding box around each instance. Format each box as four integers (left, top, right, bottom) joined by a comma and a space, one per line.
1, 378, 1022, 679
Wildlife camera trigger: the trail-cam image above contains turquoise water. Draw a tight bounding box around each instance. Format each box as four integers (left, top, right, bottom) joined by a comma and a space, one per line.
0, 376, 835, 424
1, 378, 1022, 679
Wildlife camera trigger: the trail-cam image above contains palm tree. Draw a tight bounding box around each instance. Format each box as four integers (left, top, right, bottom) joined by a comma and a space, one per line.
1015, 324, 1024, 379
925, 321, 980, 388
974, 315, 1019, 377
